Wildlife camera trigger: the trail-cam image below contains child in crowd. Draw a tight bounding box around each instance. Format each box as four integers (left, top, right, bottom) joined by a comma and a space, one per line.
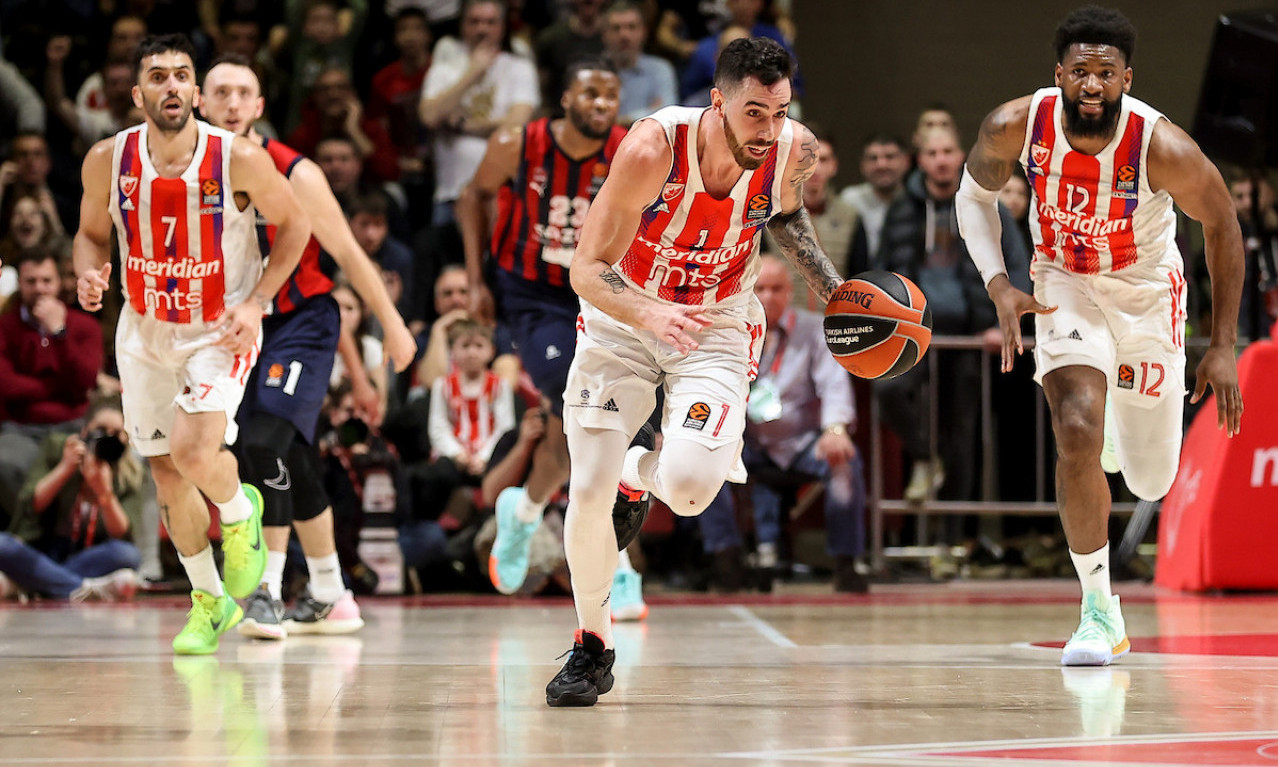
428, 319, 514, 478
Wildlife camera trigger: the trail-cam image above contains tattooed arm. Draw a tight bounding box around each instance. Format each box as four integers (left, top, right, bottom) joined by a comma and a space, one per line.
570, 120, 710, 353
767, 124, 844, 303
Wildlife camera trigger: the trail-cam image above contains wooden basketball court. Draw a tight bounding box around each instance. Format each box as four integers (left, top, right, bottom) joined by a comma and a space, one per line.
4, 580, 1278, 765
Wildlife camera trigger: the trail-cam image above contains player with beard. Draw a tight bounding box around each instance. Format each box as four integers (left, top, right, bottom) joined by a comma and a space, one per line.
457, 59, 649, 613
542, 37, 845, 707
74, 34, 313, 654
199, 55, 418, 640
955, 6, 1244, 666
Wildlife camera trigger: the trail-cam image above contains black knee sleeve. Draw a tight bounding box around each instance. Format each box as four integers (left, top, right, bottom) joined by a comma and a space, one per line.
287, 438, 330, 521
238, 413, 298, 527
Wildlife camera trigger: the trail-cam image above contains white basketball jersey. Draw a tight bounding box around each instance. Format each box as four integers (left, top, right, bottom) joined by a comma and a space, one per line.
617, 106, 794, 307
108, 120, 260, 325
1019, 87, 1180, 275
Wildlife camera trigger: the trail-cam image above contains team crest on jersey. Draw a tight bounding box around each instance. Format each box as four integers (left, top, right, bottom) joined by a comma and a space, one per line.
119, 174, 138, 197
745, 193, 771, 222
662, 182, 685, 202
1031, 143, 1050, 169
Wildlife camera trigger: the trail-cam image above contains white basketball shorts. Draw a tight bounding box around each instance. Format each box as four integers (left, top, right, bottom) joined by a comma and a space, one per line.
563, 297, 765, 451
116, 306, 260, 457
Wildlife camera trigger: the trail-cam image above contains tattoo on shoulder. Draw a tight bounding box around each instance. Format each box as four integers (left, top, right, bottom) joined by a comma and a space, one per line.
600, 269, 627, 294
790, 137, 818, 189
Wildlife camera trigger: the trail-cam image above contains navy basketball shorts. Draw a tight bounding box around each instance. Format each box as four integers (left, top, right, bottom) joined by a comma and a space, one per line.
497, 270, 580, 418
239, 294, 340, 443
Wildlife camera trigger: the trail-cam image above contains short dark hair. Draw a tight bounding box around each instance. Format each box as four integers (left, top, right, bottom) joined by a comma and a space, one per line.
806, 122, 834, 151
133, 33, 197, 75
563, 56, 617, 88
861, 133, 907, 153
15, 246, 57, 271
1053, 6, 1136, 65
713, 37, 793, 94
348, 192, 389, 219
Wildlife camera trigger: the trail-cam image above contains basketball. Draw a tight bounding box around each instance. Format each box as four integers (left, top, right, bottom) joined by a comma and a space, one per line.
823, 270, 933, 380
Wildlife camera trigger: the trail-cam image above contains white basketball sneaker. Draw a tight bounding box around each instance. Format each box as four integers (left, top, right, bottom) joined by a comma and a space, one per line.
1062, 592, 1130, 666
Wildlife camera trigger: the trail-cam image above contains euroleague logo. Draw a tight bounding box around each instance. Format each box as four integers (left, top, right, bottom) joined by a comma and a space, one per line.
1117, 363, 1135, 389
683, 401, 711, 430
745, 193, 771, 222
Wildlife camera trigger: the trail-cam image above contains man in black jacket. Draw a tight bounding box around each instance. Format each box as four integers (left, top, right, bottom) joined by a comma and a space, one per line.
875, 126, 1030, 504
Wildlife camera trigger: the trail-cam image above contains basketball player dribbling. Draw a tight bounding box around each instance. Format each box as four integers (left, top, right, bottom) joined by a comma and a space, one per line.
955, 7, 1244, 665
74, 34, 313, 654
545, 37, 845, 706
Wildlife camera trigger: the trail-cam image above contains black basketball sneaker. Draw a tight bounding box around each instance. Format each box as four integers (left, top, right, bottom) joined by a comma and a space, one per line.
613, 422, 655, 550
546, 630, 616, 707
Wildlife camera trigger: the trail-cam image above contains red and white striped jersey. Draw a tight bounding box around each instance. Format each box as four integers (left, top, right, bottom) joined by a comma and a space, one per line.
617, 106, 794, 307
1020, 87, 1179, 276
444, 370, 503, 455
108, 121, 261, 325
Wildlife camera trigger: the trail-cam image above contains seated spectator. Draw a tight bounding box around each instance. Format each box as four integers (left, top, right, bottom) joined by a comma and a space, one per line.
348, 192, 414, 322
535, 0, 605, 113
697, 256, 867, 592
0, 194, 71, 302
0, 247, 103, 525
368, 8, 433, 181
331, 281, 388, 413
0, 400, 141, 601
313, 135, 410, 239
415, 264, 473, 385
679, 24, 750, 107
419, 0, 539, 226
72, 16, 147, 120
74, 59, 141, 147
842, 134, 910, 272
0, 132, 76, 238
287, 67, 400, 183
428, 319, 515, 476
912, 104, 956, 153
277, 0, 368, 136
680, 0, 799, 104
602, 0, 677, 124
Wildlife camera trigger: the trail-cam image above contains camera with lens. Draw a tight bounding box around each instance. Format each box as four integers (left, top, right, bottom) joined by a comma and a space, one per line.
84, 428, 126, 463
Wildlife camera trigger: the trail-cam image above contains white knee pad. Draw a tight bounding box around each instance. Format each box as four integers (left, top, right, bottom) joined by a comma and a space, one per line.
652, 439, 738, 517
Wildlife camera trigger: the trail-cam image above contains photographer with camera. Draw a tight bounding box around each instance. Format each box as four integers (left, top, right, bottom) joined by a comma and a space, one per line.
0, 400, 142, 601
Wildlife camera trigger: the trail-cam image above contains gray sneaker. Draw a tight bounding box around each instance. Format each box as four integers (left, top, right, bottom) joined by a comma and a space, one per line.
237, 586, 287, 640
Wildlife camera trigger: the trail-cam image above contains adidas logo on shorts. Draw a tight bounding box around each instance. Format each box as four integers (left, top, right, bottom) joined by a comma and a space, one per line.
603, 399, 619, 412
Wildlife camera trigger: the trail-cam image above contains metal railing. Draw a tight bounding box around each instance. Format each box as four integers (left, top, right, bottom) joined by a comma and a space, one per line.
866, 334, 1134, 571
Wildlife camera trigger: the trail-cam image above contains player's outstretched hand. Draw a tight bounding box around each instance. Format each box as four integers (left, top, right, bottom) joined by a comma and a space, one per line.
77, 263, 111, 312
216, 301, 262, 356
640, 303, 711, 355
384, 319, 418, 373
987, 275, 1055, 373
1191, 345, 1243, 437
469, 282, 496, 326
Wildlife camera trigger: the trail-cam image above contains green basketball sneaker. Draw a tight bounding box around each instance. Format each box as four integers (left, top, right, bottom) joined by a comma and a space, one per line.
1061, 592, 1130, 666
220, 484, 266, 599
173, 589, 243, 655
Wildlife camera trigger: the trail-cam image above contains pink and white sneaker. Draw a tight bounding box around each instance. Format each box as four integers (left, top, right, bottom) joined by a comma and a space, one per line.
283, 589, 364, 635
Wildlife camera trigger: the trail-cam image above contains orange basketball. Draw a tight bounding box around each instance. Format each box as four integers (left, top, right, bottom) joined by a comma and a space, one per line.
823, 271, 933, 379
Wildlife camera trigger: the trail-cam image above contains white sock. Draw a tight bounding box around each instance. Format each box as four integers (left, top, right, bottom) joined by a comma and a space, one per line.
178, 545, 224, 597
262, 550, 286, 602
623, 447, 656, 492
515, 490, 547, 524
1070, 543, 1112, 604
616, 548, 635, 574
306, 552, 345, 604
213, 485, 253, 525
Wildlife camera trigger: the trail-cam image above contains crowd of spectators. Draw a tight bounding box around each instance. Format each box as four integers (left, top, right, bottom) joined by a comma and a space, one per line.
0, 0, 1268, 598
